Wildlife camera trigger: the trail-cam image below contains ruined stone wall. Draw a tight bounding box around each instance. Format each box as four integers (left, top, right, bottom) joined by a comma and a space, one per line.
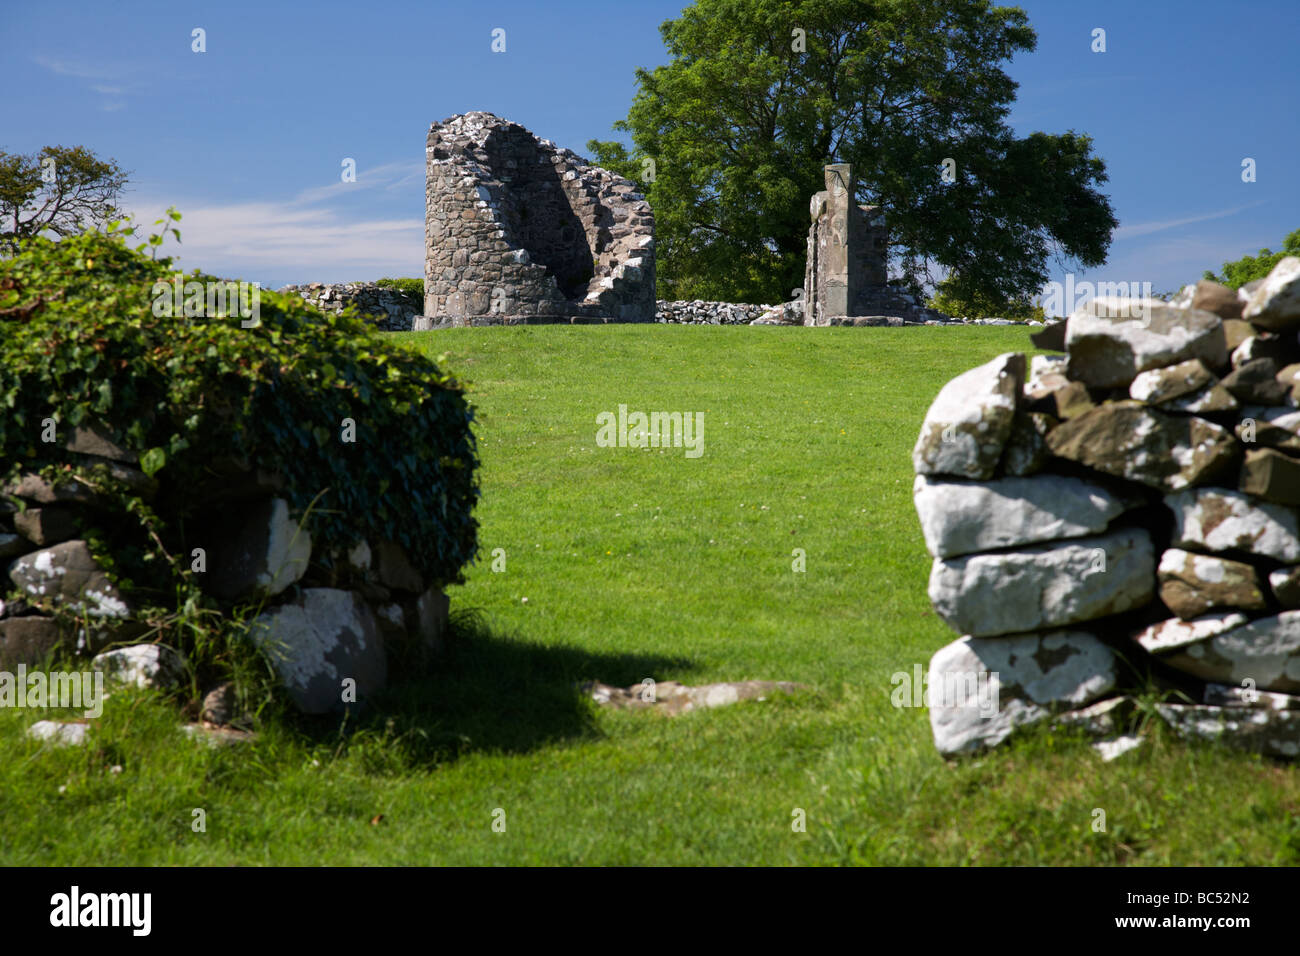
913, 260, 1300, 759
280, 282, 420, 332
2, 435, 449, 725
424, 112, 655, 326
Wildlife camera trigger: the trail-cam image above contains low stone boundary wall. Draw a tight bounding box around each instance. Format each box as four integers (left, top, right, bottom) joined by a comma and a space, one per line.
280, 283, 420, 332
914, 262, 1300, 759
3, 429, 448, 722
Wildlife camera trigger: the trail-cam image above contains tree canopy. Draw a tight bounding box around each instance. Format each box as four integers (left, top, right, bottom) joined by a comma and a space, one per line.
589, 0, 1117, 305
0, 144, 129, 255
1203, 229, 1300, 290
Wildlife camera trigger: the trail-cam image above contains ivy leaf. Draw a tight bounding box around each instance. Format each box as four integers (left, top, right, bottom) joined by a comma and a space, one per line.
140, 447, 167, 477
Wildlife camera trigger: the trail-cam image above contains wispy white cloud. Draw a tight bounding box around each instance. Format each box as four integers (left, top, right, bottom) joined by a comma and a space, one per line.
33, 55, 123, 80
33, 55, 138, 111
291, 161, 423, 204
124, 163, 426, 285
1113, 201, 1268, 240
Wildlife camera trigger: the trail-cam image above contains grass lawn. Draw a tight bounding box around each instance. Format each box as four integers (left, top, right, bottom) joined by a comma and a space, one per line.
4, 324, 1299, 865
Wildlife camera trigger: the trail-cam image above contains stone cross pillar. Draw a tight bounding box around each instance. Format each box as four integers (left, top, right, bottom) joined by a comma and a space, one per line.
804, 163, 857, 324
821, 163, 853, 317
803, 163, 890, 324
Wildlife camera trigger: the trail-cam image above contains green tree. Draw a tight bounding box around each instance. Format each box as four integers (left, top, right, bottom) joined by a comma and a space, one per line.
1203, 229, 1300, 289
927, 276, 1044, 320
0, 145, 129, 254
589, 0, 1117, 304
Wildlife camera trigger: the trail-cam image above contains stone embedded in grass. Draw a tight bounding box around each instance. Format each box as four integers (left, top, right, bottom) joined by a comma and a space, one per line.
912, 351, 1023, 480
1157, 548, 1267, 619
7, 540, 130, 619
913, 473, 1126, 559
1165, 487, 1300, 562
205, 497, 312, 602
927, 630, 1117, 755
200, 682, 237, 725
181, 723, 256, 747
1155, 703, 1300, 758
1051, 696, 1133, 738
246, 588, 386, 715
928, 528, 1154, 637
26, 720, 91, 747
1242, 256, 1300, 332
1045, 402, 1238, 493
580, 679, 804, 716
92, 644, 186, 691
1064, 298, 1228, 388
1158, 610, 1300, 693
1092, 734, 1145, 761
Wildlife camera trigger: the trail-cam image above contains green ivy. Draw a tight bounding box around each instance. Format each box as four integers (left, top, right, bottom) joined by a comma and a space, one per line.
0, 224, 480, 616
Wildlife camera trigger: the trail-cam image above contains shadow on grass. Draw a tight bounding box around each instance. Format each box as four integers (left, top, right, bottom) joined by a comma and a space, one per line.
287, 608, 694, 768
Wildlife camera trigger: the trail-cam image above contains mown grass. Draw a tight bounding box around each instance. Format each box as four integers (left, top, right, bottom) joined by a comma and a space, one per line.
3, 324, 1299, 865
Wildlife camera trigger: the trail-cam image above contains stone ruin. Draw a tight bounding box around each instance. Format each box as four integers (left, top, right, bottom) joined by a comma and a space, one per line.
281, 282, 420, 331
912, 257, 1300, 759
2, 428, 450, 730
422, 112, 655, 327
801, 163, 946, 326
804, 163, 887, 318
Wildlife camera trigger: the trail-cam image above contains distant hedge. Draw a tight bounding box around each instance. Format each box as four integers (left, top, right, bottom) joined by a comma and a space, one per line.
0, 227, 480, 604
1204, 228, 1300, 290
374, 277, 424, 298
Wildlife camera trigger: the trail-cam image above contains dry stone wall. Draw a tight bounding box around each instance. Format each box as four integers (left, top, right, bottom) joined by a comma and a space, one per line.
280, 283, 420, 332
424, 112, 655, 326
913, 257, 1300, 759
655, 300, 778, 325
655, 298, 999, 326
2, 432, 448, 722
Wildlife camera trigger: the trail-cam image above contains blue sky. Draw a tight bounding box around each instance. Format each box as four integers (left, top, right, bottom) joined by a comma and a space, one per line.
3, 0, 1296, 311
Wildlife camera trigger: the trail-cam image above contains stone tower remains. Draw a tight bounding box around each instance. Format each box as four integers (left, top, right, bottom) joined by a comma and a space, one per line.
803, 163, 891, 325
423, 112, 656, 326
